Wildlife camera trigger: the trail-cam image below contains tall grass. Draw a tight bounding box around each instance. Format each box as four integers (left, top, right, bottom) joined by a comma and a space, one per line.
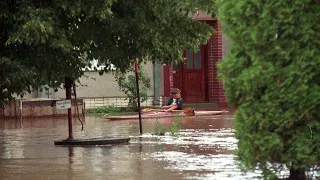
154, 114, 181, 136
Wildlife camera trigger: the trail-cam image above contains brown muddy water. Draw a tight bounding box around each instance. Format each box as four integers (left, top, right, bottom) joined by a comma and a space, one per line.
0, 114, 318, 180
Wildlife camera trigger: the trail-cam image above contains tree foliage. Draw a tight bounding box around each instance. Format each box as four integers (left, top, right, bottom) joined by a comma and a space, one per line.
0, 0, 215, 106
217, 0, 320, 179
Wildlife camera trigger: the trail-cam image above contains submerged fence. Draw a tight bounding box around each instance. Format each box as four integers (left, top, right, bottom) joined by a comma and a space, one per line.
0, 96, 169, 118
0, 98, 84, 119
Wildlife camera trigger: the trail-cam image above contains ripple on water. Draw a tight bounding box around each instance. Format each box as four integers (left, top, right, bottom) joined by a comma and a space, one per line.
129, 128, 262, 179
130, 128, 237, 151
151, 151, 261, 180
131, 128, 320, 180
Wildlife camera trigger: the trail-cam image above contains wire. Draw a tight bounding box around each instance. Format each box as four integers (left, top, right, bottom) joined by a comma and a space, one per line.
72, 82, 84, 131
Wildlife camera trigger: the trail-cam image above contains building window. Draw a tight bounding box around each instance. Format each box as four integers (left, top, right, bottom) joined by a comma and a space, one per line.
185, 48, 202, 70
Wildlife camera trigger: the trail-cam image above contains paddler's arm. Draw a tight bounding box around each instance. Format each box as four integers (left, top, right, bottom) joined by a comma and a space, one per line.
162, 97, 172, 109
162, 105, 170, 109
164, 104, 178, 112
162, 103, 177, 109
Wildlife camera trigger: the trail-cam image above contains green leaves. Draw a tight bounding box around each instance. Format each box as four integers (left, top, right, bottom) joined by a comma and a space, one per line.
114, 65, 151, 111
217, 0, 320, 178
1, 0, 215, 107
7, 7, 55, 45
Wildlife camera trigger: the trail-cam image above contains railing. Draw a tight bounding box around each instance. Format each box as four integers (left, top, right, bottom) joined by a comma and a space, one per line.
83, 96, 167, 109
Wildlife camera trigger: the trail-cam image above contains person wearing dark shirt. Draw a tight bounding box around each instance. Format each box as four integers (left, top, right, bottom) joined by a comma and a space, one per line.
162, 88, 184, 112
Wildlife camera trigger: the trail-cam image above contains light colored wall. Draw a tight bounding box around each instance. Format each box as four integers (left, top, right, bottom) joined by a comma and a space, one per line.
17, 92, 37, 99
54, 61, 156, 98
54, 72, 123, 98
222, 34, 231, 59
16, 61, 165, 103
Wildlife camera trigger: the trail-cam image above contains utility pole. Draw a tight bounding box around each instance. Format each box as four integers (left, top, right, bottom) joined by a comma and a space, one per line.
134, 62, 143, 134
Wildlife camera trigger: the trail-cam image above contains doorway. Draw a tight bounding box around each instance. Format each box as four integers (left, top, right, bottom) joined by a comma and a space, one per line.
173, 45, 207, 102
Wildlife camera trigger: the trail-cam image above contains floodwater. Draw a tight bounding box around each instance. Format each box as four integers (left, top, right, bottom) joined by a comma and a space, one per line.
0, 114, 317, 180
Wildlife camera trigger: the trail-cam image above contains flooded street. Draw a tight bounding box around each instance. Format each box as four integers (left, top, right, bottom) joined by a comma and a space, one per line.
0, 114, 274, 180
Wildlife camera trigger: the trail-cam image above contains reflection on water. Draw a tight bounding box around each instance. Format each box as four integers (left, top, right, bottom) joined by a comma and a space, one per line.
0, 115, 318, 180
145, 129, 260, 180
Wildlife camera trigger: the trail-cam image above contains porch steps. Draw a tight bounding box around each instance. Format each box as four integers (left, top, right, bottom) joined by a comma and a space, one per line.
184, 103, 220, 111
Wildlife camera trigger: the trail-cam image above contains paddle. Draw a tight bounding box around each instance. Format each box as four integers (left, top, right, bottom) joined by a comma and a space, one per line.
141, 107, 195, 116
141, 108, 161, 113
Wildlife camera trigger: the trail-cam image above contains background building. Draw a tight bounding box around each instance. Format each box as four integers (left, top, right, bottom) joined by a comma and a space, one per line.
1, 11, 231, 118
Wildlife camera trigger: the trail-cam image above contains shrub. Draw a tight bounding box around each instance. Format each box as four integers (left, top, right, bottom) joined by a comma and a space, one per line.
217, 0, 320, 179
91, 106, 121, 114
114, 64, 151, 111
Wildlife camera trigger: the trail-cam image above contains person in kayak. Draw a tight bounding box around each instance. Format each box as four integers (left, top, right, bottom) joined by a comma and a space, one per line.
162, 88, 184, 112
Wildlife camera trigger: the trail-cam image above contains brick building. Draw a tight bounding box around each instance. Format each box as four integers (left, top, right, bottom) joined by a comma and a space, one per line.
163, 16, 229, 109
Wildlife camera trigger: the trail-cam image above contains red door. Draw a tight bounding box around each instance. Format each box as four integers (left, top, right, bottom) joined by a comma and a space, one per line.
172, 46, 207, 102
183, 46, 206, 102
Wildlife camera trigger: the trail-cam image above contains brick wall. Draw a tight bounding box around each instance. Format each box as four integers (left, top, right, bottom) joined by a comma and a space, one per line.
169, 66, 174, 89
208, 21, 227, 109
163, 20, 228, 109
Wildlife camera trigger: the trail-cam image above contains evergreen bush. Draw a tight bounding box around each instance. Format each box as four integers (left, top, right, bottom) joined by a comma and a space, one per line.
217, 0, 320, 179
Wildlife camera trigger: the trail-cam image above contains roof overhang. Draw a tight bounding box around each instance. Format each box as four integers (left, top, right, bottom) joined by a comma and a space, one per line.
194, 17, 215, 21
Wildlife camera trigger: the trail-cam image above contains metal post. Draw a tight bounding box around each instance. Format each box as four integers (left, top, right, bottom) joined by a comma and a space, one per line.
153, 62, 160, 105
65, 77, 73, 140
82, 102, 86, 122
135, 62, 143, 134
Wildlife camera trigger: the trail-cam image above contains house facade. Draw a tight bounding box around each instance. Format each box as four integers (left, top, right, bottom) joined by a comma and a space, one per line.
163, 13, 230, 109
72, 11, 230, 109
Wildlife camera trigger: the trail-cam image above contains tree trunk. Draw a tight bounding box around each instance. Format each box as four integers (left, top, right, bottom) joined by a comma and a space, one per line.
288, 169, 306, 180
126, 100, 137, 112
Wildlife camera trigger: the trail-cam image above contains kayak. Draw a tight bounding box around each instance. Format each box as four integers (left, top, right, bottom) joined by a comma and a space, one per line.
104, 111, 224, 121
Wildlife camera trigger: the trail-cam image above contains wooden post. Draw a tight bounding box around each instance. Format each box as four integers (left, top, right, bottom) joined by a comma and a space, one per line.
134, 62, 143, 134
65, 77, 73, 140
153, 62, 160, 105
